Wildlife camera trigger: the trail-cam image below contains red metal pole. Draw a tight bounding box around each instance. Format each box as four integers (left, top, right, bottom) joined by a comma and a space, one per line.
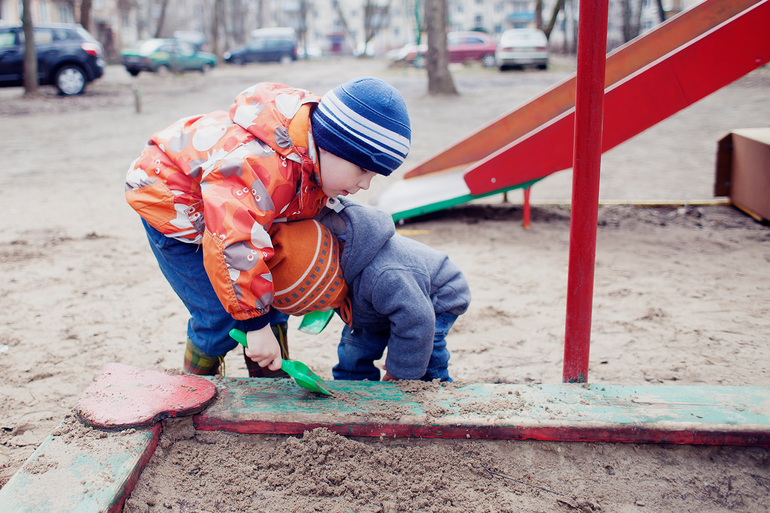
563, 0, 609, 383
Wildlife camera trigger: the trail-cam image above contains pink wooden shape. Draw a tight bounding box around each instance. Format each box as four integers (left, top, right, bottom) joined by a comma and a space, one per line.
75, 362, 217, 429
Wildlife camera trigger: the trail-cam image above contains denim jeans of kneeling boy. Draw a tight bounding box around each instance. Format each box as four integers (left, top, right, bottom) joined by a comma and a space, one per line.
333, 311, 457, 382
142, 219, 288, 356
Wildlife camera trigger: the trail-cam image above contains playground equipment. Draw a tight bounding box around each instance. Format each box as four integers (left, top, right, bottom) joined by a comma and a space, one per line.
372, 0, 770, 225
372, 0, 770, 385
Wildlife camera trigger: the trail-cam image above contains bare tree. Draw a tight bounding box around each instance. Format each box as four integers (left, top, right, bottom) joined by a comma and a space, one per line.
80, 0, 92, 32
229, 0, 248, 47
21, 0, 38, 96
298, 0, 310, 58
621, 0, 644, 42
425, 0, 456, 95
363, 0, 392, 53
154, 0, 170, 38
543, 0, 565, 40
212, 0, 223, 56
332, 0, 356, 54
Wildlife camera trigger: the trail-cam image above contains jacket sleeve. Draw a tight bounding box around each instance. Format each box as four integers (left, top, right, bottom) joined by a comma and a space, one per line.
200, 145, 299, 321
369, 269, 437, 380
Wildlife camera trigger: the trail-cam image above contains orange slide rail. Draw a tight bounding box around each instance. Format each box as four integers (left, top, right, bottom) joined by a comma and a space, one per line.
402, 0, 765, 180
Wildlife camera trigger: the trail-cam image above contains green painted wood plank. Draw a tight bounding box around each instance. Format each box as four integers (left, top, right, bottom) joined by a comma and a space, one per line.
0, 418, 160, 513
195, 379, 770, 446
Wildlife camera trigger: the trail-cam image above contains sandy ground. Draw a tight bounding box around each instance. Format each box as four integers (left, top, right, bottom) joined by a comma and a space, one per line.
0, 56, 769, 512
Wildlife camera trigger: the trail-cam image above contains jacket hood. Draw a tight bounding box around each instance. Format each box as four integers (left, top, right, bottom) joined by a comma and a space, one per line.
229, 82, 322, 158
335, 197, 396, 279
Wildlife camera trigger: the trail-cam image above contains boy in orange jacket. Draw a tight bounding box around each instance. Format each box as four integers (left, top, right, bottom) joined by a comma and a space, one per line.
125, 77, 411, 376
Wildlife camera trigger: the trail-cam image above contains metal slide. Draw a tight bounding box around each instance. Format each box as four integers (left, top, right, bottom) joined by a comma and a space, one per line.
373, 0, 770, 221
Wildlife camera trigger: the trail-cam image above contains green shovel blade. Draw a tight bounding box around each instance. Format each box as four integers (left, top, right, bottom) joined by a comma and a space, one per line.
298, 310, 334, 334
229, 328, 332, 395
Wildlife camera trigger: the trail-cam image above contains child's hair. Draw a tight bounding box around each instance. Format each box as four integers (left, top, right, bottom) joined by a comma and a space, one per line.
311, 77, 412, 177
267, 220, 352, 324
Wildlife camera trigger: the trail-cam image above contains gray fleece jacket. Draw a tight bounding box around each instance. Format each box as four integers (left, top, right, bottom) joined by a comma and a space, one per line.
316, 197, 471, 379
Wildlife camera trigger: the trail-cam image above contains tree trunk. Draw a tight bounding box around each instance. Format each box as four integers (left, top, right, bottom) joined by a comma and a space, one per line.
543, 0, 565, 40
363, 0, 392, 52
655, 0, 666, 22
622, 0, 633, 42
21, 0, 38, 96
332, 1, 355, 55
212, 0, 223, 57
535, 0, 543, 29
154, 0, 169, 38
561, 0, 568, 53
425, 0, 457, 95
80, 0, 92, 32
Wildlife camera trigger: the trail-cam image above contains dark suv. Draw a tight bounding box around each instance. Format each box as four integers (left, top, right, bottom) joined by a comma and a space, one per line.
0, 23, 105, 95
223, 38, 297, 66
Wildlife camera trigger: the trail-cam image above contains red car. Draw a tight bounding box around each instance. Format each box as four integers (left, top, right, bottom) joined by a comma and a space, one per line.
401, 31, 497, 68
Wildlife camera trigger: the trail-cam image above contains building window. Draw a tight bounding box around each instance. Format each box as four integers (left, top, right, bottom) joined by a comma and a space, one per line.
474, 15, 483, 26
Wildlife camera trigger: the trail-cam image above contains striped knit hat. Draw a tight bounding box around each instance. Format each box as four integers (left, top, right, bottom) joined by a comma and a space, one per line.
311, 77, 411, 176
268, 220, 352, 325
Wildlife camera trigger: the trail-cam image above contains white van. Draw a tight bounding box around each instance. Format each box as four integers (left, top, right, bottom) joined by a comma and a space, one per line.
495, 28, 549, 70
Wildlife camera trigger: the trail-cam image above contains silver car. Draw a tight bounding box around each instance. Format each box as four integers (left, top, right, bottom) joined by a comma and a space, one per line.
496, 28, 549, 71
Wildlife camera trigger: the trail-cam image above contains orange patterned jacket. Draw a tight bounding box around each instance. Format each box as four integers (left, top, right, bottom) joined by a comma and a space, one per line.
125, 83, 328, 321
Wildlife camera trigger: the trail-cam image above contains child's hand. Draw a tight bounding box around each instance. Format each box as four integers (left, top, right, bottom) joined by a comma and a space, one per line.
382, 370, 398, 381
244, 325, 282, 371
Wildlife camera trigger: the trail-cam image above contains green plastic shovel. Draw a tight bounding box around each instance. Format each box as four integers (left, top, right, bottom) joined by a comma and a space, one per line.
298, 310, 335, 334
229, 328, 332, 395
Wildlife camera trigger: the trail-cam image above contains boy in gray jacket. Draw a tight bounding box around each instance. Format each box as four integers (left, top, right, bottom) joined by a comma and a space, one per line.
316, 197, 471, 382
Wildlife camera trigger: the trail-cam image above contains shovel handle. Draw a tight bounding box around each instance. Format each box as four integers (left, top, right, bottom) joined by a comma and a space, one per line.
229, 328, 249, 348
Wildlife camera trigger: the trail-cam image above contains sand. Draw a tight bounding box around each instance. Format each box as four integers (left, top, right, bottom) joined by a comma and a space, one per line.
0, 56, 769, 512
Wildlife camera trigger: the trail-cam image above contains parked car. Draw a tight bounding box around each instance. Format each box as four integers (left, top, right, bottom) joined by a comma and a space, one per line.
496, 28, 549, 70
120, 38, 217, 76
0, 22, 105, 95
296, 45, 323, 59
396, 31, 497, 68
223, 38, 297, 66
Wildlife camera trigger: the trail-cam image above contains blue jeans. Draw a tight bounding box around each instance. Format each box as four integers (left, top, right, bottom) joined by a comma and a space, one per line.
142, 219, 288, 356
333, 311, 457, 382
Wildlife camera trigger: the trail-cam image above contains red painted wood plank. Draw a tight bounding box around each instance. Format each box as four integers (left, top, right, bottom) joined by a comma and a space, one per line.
75, 362, 217, 429
464, 0, 770, 196
403, 0, 763, 180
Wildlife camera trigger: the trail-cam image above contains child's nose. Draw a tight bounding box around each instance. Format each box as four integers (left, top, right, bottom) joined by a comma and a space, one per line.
358, 174, 374, 190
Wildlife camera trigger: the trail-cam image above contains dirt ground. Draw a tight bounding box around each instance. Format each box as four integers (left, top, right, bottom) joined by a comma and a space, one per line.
1, 56, 769, 512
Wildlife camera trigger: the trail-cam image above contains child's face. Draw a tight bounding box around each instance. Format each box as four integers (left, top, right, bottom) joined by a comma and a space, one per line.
318, 149, 377, 198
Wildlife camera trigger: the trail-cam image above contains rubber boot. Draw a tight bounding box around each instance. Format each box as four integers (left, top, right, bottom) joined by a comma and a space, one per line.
244, 321, 290, 378
183, 337, 221, 376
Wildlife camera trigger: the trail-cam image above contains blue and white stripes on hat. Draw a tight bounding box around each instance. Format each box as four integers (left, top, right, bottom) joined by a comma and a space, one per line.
311, 77, 411, 176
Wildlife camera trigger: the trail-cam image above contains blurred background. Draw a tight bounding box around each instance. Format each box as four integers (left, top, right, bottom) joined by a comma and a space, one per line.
0, 0, 693, 66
